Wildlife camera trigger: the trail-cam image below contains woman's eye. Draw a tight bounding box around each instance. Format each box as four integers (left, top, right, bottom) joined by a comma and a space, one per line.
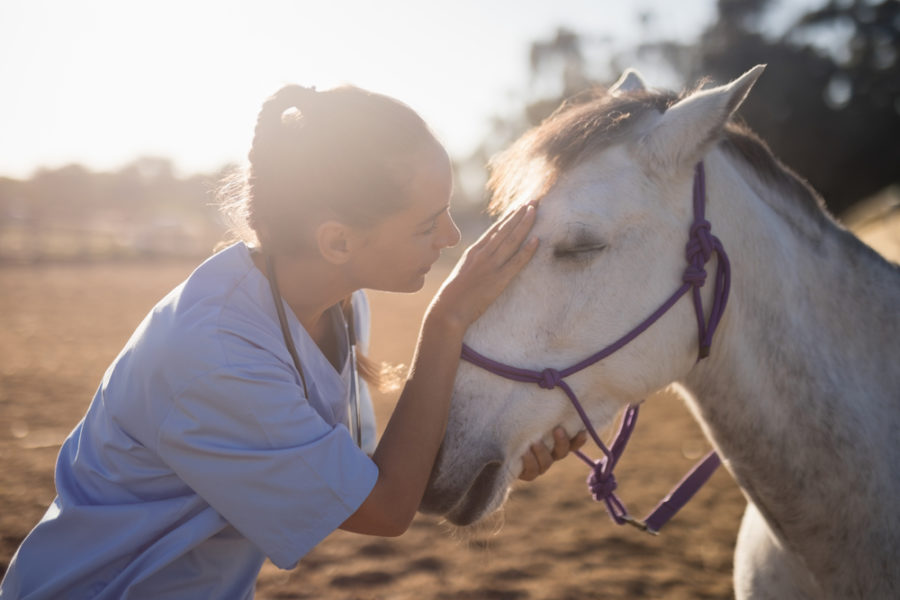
420, 220, 438, 235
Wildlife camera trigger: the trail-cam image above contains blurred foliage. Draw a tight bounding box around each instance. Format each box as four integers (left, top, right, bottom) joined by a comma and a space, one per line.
688, 0, 899, 215
464, 0, 899, 218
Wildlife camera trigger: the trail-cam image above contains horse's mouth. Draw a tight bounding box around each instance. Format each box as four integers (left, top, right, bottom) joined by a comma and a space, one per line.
420, 459, 508, 526
443, 461, 506, 526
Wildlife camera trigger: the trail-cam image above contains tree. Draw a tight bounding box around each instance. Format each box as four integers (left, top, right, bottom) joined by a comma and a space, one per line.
483, 0, 899, 216
686, 0, 900, 215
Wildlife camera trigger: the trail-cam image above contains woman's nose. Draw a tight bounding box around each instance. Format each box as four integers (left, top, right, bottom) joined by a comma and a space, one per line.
436, 213, 461, 249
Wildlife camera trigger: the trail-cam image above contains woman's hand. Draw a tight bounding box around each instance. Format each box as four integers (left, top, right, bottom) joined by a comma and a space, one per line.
518, 427, 588, 481
346, 203, 539, 538
427, 202, 539, 333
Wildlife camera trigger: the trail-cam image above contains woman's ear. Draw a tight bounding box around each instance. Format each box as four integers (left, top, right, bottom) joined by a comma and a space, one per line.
315, 220, 354, 265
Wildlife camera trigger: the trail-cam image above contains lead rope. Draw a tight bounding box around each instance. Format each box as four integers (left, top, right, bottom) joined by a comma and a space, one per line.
460, 161, 729, 533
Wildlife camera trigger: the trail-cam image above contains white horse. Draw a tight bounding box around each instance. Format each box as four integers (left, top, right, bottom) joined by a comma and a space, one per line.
420, 66, 900, 598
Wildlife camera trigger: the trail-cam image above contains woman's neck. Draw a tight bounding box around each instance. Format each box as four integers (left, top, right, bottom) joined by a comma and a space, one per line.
251, 249, 353, 343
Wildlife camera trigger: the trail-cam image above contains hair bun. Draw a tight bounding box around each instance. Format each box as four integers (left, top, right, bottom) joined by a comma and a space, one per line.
250, 84, 318, 163
268, 84, 318, 124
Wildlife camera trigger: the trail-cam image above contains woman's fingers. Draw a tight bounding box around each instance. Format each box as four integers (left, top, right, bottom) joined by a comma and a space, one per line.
550, 427, 570, 460
519, 442, 553, 481
484, 204, 536, 261
429, 201, 540, 329
471, 202, 536, 260
474, 203, 539, 289
519, 451, 539, 481
549, 427, 587, 459
472, 202, 528, 245
569, 430, 588, 454
518, 427, 588, 481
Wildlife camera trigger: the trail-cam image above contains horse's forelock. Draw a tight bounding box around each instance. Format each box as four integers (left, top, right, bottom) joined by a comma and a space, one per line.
487, 88, 678, 215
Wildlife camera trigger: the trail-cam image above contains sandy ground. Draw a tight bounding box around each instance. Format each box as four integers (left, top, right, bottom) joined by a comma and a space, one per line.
0, 208, 895, 598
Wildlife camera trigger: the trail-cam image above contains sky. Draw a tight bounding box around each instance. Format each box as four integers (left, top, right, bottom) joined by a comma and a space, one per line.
0, 0, 820, 179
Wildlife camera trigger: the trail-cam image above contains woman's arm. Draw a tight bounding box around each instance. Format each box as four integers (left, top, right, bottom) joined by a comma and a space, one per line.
341, 203, 540, 536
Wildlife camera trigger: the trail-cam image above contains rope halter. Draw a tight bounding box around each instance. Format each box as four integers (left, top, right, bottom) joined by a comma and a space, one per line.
460, 162, 728, 534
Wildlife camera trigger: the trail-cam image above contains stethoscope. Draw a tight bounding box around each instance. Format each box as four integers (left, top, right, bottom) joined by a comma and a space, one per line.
264, 253, 363, 448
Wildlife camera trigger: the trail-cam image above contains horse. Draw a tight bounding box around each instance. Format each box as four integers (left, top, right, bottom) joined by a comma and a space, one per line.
419, 66, 900, 598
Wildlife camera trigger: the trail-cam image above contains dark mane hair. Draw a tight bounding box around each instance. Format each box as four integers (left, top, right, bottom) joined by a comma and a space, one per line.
487, 85, 831, 229
719, 122, 831, 228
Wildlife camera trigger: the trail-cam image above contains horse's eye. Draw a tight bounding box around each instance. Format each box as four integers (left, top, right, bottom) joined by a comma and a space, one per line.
552, 244, 607, 260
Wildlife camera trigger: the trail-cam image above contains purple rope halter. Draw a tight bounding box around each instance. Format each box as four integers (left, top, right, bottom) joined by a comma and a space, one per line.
461, 162, 729, 534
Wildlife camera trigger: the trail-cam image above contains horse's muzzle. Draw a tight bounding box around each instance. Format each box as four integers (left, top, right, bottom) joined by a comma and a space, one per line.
419, 457, 506, 526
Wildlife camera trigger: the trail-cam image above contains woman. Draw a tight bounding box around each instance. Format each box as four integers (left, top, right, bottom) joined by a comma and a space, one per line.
0, 84, 584, 599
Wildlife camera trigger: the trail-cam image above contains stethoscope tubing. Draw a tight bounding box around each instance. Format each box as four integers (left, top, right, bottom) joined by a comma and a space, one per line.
264, 253, 362, 447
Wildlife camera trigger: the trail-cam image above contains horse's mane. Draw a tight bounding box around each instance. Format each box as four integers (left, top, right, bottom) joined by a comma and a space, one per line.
487, 85, 832, 231
487, 88, 676, 216
718, 123, 832, 229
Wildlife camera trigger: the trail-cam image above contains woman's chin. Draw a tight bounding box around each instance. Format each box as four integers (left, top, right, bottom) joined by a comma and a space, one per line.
386, 280, 422, 294
399, 274, 430, 293
368, 269, 431, 294
409, 274, 429, 292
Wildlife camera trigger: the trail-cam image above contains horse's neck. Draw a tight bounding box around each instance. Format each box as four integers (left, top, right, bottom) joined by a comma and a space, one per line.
680, 152, 900, 589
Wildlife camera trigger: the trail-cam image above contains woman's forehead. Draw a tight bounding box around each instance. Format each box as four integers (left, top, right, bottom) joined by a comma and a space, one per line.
406, 148, 453, 212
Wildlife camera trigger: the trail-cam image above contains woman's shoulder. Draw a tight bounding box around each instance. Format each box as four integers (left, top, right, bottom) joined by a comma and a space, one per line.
122, 243, 280, 382
169, 243, 276, 331
178, 242, 260, 311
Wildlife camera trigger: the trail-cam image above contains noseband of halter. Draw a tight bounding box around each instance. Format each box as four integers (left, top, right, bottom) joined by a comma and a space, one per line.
460, 162, 729, 534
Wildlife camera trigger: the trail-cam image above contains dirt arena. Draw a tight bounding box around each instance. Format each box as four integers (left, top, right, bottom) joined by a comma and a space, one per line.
1, 204, 896, 599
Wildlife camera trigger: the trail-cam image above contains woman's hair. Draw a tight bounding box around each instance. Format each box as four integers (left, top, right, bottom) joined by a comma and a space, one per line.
219, 84, 433, 392
220, 84, 440, 256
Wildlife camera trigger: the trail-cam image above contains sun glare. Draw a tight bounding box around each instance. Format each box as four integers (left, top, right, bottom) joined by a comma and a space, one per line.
1, 0, 713, 178
1, 0, 514, 177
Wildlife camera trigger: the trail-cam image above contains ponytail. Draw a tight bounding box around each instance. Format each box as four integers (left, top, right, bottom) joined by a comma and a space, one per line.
247, 85, 317, 173
340, 296, 403, 392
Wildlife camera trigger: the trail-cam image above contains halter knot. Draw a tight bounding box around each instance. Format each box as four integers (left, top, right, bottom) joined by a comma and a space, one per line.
682, 264, 707, 286
539, 368, 563, 390
688, 219, 714, 261
587, 463, 618, 501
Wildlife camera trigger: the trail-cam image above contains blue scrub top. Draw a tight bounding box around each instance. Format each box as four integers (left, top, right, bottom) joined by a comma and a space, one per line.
0, 243, 379, 599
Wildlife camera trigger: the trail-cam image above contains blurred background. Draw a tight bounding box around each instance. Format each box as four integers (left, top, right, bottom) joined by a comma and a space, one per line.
1, 0, 898, 262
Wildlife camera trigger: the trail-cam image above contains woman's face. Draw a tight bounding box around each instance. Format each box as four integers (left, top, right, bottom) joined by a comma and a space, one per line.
350, 145, 461, 293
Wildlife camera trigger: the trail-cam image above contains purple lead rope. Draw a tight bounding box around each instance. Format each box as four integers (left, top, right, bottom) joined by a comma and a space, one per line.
460, 162, 729, 534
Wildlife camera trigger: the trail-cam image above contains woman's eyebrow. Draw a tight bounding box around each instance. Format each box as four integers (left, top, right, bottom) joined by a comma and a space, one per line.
417, 204, 449, 227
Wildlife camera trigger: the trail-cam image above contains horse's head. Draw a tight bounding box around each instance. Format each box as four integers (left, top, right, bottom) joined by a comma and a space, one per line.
420, 66, 765, 526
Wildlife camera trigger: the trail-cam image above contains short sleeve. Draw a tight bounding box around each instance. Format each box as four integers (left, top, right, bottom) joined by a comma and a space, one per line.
157, 361, 378, 569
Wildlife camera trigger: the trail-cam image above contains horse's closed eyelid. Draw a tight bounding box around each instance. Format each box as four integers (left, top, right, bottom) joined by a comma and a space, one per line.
552, 243, 607, 259
555, 224, 607, 258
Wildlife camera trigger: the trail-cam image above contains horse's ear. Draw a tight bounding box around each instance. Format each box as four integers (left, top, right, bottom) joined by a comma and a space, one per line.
637, 65, 765, 172
610, 69, 648, 95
